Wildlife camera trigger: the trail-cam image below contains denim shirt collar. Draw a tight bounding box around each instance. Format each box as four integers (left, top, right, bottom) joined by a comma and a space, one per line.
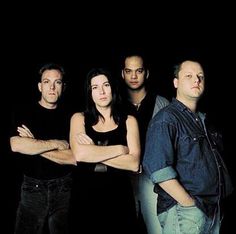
172, 98, 206, 121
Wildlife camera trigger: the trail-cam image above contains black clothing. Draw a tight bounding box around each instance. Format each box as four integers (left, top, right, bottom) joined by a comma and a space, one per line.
10, 102, 73, 179
70, 114, 137, 234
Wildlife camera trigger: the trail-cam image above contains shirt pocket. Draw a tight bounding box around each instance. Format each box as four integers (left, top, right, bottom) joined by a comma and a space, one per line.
178, 133, 206, 163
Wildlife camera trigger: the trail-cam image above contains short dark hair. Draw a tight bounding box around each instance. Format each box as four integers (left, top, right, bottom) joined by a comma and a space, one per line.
173, 60, 204, 78
38, 63, 65, 82
121, 50, 149, 70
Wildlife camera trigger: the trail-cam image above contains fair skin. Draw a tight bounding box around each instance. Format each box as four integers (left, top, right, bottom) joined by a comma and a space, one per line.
122, 56, 149, 107
38, 69, 64, 109
159, 60, 205, 206
10, 69, 76, 165
70, 74, 140, 172
174, 60, 205, 112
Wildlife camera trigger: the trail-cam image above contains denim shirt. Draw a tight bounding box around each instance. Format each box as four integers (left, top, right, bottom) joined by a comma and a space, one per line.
143, 98, 233, 217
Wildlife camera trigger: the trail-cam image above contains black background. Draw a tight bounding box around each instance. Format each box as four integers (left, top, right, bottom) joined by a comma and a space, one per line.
1, 2, 235, 233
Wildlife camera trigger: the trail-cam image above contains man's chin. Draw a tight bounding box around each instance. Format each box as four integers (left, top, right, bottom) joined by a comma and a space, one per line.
128, 85, 142, 91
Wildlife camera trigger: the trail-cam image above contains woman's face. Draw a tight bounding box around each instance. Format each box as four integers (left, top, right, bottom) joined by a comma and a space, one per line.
91, 74, 112, 108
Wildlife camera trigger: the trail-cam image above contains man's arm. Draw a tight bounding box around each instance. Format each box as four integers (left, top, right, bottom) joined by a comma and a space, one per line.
10, 135, 69, 155
159, 179, 195, 206
41, 149, 77, 165
10, 124, 76, 165
152, 95, 169, 117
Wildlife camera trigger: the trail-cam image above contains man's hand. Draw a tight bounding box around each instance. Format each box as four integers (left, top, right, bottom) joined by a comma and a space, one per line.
17, 124, 69, 151
54, 140, 70, 150
17, 124, 34, 138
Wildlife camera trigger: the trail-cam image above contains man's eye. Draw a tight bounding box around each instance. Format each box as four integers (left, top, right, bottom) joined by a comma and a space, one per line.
137, 69, 144, 74
198, 75, 204, 80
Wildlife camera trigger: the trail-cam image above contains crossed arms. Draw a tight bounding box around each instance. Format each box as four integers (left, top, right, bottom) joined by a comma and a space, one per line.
69, 113, 141, 172
10, 124, 77, 165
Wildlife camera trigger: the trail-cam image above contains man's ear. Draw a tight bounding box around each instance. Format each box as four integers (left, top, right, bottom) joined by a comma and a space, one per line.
63, 83, 66, 92
173, 77, 178, 88
146, 70, 149, 79
38, 82, 42, 92
121, 70, 124, 79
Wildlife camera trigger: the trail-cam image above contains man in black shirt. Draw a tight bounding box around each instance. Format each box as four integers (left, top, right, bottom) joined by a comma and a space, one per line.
121, 51, 169, 234
10, 63, 76, 234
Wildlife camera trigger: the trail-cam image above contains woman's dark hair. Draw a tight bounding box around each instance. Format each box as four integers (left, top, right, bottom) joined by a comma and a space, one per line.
84, 67, 124, 126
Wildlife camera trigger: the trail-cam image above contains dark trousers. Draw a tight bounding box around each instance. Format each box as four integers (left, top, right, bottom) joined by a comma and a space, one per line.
14, 174, 72, 234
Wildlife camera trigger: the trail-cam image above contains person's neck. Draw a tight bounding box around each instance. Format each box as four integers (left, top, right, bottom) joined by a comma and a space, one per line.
96, 105, 111, 121
38, 100, 57, 109
128, 87, 147, 107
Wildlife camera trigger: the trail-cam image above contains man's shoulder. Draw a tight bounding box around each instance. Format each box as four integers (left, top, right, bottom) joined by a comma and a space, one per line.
152, 94, 170, 116
12, 101, 36, 117
152, 102, 177, 122
155, 94, 170, 103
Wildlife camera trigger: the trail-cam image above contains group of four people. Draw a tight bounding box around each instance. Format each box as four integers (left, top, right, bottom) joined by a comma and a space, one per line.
10, 52, 233, 234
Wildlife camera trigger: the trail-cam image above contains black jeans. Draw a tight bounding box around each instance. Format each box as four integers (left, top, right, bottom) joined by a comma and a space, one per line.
14, 174, 72, 234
